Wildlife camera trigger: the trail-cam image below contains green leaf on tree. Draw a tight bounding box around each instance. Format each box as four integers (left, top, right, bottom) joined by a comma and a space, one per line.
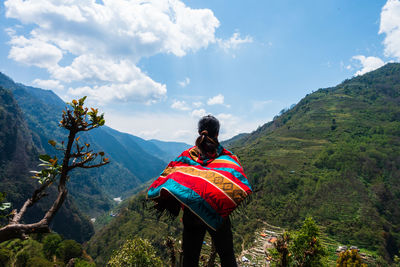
39, 154, 52, 162
48, 140, 57, 147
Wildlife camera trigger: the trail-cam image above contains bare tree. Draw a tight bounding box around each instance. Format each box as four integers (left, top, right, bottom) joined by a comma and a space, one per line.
0, 96, 109, 242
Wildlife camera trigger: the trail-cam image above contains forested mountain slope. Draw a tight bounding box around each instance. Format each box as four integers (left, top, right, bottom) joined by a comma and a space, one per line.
228, 63, 400, 260
0, 88, 93, 242
0, 72, 189, 244
87, 63, 400, 264
0, 72, 179, 217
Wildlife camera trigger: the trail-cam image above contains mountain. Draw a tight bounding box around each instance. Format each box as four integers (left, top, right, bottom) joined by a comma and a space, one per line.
227, 63, 400, 261
0, 72, 190, 241
0, 75, 113, 217
0, 72, 188, 216
148, 139, 191, 162
98, 127, 166, 182
103, 132, 192, 163
0, 87, 94, 242
86, 63, 400, 264
221, 133, 250, 147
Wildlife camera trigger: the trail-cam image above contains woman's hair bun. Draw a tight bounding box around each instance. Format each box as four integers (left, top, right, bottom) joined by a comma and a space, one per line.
200, 130, 209, 136
196, 115, 220, 156
197, 115, 219, 137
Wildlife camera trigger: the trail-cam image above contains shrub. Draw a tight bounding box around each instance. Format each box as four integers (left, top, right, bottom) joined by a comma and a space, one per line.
336, 249, 367, 267
107, 237, 163, 267
270, 217, 327, 266
56, 239, 83, 263
291, 217, 327, 266
42, 233, 62, 259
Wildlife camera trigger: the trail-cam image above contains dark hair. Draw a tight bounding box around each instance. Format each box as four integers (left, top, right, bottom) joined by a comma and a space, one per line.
195, 115, 220, 156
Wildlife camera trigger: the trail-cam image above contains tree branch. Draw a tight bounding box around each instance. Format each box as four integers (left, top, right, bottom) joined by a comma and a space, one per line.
68, 157, 94, 170
70, 149, 93, 158
0, 221, 50, 243
0, 96, 108, 243
10, 179, 52, 224
76, 162, 109, 169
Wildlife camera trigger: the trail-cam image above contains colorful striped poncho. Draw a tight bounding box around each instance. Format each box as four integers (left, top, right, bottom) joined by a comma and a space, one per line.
147, 145, 252, 230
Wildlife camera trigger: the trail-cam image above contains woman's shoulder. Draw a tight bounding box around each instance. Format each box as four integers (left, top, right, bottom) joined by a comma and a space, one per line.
219, 147, 242, 165
220, 146, 234, 156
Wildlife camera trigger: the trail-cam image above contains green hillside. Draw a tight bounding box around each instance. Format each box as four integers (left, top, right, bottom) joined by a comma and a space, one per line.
228, 63, 400, 261
86, 63, 400, 265
86, 192, 182, 266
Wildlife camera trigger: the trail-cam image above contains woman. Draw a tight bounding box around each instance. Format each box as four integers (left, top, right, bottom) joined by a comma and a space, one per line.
148, 115, 252, 267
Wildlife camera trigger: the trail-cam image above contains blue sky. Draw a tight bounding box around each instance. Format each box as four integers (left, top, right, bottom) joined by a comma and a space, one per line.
0, 0, 399, 143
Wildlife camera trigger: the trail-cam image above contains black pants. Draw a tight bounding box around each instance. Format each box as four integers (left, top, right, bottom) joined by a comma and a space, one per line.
182, 210, 237, 267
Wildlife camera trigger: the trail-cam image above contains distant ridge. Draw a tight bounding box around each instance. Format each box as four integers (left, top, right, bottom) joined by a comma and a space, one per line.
221, 133, 250, 147
148, 139, 191, 162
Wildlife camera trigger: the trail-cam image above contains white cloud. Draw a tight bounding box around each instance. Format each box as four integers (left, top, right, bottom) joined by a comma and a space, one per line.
178, 77, 190, 87
218, 32, 253, 51
352, 55, 385, 76
106, 112, 197, 143
67, 76, 166, 105
4, 0, 220, 104
171, 100, 190, 111
193, 101, 203, 108
206, 94, 230, 107
51, 55, 145, 83
8, 35, 63, 68
191, 108, 207, 118
207, 94, 224, 105
379, 0, 400, 60
32, 79, 64, 91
